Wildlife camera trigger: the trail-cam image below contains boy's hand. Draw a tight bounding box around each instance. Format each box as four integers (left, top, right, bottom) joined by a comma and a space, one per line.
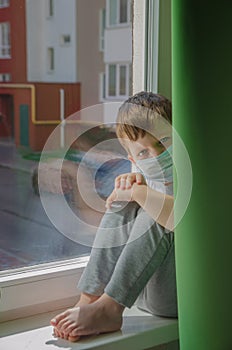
115, 172, 145, 190
105, 173, 146, 209
105, 188, 133, 209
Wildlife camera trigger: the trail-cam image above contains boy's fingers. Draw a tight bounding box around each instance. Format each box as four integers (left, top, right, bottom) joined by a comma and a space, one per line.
115, 176, 121, 188
105, 191, 117, 208
120, 178, 127, 189
115, 173, 142, 190
125, 174, 137, 188
136, 173, 143, 184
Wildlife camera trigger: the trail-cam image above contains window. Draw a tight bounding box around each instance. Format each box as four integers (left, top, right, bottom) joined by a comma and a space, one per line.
47, 0, 54, 17
99, 72, 106, 101
107, 0, 131, 27
0, 73, 11, 81
60, 34, 71, 46
108, 64, 117, 96
119, 65, 126, 95
0, 0, 134, 323
0, 0, 9, 8
0, 22, 11, 58
99, 8, 106, 51
47, 47, 54, 72
106, 63, 131, 99
119, 0, 128, 23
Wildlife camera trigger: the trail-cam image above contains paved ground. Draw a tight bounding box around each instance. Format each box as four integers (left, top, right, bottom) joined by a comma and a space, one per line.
0, 141, 91, 271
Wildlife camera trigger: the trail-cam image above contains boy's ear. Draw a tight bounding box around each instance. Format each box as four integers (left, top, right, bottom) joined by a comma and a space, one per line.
127, 155, 135, 164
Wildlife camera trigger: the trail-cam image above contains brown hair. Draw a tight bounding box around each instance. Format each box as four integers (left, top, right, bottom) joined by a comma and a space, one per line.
116, 91, 172, 141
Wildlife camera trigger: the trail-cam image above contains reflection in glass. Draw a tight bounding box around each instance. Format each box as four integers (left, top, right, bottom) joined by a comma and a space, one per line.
109, 64, 116, 96
109, 0, 117, 26
0, 0, 132, 271
120, 65, 126, 95
119, 0, 128, 23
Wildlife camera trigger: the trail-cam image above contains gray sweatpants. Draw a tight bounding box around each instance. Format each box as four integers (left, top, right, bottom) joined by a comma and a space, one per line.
77, 202, 177, 318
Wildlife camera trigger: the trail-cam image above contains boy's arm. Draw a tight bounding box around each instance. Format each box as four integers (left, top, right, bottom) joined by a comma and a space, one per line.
132, 183, 174, 231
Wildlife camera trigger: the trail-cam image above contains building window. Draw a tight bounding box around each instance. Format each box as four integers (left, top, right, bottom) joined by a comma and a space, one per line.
0, 22, 11, 58
0, 73, 11, 81
47, 47, 54, 72
106, 63, 131, 99
99, 8, 106, 52
60, 34, 71, 46
108, 64, 117, 96
0, 0, 10, 8
107, 0, 131, 27
119, 65, 126, 95
99, 72, 106, 101
119, 0, 128, 23
47, 0, 54, 17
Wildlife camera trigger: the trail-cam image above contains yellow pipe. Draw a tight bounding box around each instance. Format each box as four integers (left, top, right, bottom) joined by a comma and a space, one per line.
0, 83, 60, 125
0, 83, 101, 126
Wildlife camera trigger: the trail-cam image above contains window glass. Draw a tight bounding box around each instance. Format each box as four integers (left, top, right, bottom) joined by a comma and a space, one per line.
100, 72, 106, 100
0, 22, 11, 57
119, 0, 128, 23
47, 47, 54, 71
108, 64, 116, 96
109, 0, 117, 25
99, 8, 106, 51
0, 0, 132, 273
48, 0, 54, 17
0, 0, 10, 8
119, 65, 126, 95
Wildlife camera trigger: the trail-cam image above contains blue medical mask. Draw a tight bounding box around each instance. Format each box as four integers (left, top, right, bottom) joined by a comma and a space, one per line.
136, 145, 173, 183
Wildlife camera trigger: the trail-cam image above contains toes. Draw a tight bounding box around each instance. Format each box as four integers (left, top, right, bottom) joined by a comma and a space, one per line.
53, 325, 70, 339
68, 335, 80, 342
51, 310, 70, 326
52, 328, 59, 338
69, 329, 79, 337
58, 318, 71, 331
64, 323, 77, 335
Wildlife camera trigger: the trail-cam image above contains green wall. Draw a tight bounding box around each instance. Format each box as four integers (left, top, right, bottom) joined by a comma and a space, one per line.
158, 0, 171, 99
172, 1, 232, 349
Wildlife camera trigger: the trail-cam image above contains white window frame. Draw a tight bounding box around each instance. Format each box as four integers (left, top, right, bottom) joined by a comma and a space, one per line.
132, 0, 159, 93
0, 22, 11, 58
99, 8, 106, 52
0, 0, 9, 8
0, 257, 89, 322
106, 0, 131, 28
0, 0, 160, 323
105, 63, 131, 100
99, 71, 106, 102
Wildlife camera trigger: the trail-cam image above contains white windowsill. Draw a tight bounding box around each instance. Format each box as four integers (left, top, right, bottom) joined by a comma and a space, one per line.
0, 257, 89, 322
0, 306, 179, 350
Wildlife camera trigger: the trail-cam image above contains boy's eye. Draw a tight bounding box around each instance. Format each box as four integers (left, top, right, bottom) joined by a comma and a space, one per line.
138, 149, 149, 157
158, 136, 170, 146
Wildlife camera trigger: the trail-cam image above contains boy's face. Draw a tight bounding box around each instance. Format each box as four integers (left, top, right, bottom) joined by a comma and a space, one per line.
123, 133, 172, 164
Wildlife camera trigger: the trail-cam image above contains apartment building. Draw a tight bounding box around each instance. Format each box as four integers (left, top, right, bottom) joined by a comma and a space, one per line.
0, 0, 132, 150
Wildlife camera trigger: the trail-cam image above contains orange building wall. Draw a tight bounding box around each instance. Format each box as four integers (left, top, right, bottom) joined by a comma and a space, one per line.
0, 1, 82, 151
32, 83, 81, 150
0, 0, 27, 82
0, 83, 81, 151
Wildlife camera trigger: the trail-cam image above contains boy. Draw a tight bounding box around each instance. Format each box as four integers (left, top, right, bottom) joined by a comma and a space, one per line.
50, 91, 177, 342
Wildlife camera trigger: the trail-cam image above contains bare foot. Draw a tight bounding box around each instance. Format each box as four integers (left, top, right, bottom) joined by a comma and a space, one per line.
53, 293, 124, 342
51, 292, 100, 340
